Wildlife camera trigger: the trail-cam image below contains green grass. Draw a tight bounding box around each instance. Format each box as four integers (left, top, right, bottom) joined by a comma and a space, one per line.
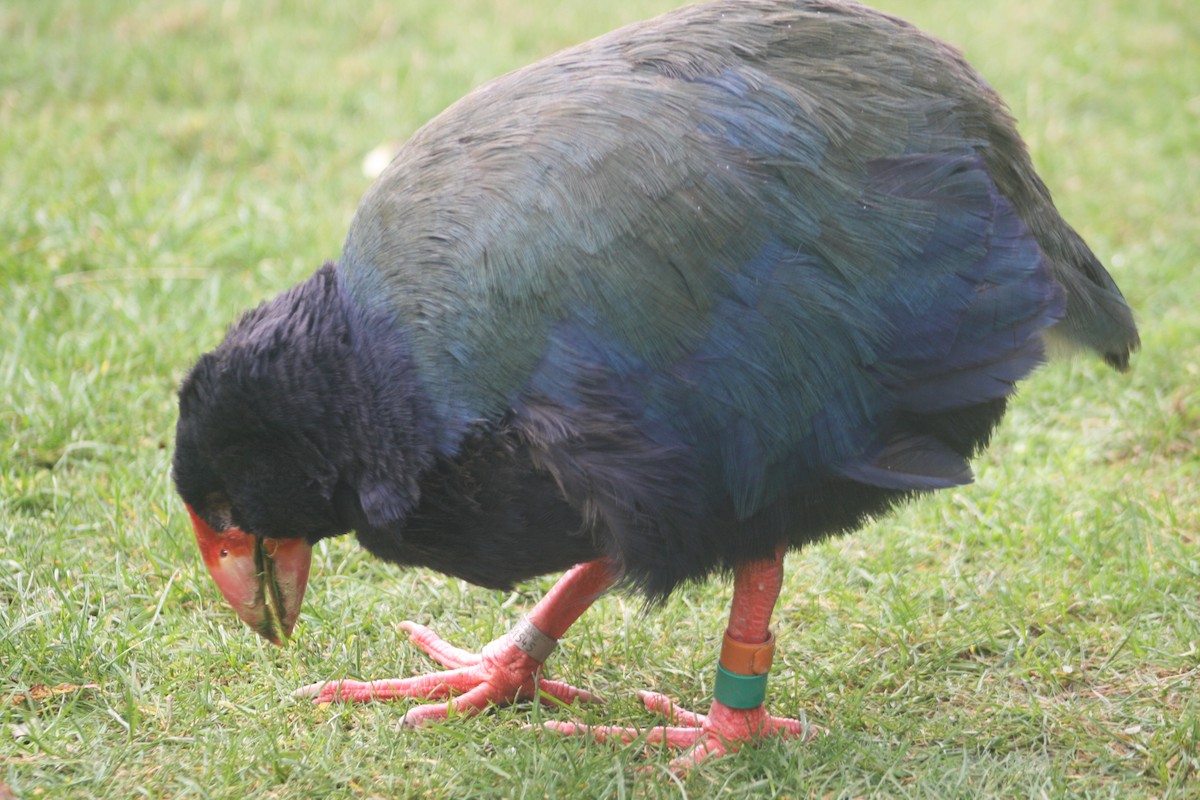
1, 0, 1197, 797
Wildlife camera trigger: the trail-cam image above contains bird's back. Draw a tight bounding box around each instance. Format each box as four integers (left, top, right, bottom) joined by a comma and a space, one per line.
338, 0, 1138, 594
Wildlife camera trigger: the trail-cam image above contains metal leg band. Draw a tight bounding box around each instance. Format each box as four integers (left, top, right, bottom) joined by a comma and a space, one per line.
509, 616, 557, 663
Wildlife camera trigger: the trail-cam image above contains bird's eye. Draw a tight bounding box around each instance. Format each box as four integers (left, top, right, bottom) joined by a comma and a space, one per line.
220, 549, 229, 558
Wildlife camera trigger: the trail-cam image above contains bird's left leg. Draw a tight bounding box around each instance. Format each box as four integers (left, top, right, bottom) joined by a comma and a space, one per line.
544, 546, 820, 769
295, 559, 615, 726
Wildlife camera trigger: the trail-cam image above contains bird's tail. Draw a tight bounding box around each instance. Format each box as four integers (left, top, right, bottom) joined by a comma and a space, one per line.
1042, 223, 1139, 371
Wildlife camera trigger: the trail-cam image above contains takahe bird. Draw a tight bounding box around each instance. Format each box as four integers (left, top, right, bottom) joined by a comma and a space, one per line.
173, 0, 1138, 767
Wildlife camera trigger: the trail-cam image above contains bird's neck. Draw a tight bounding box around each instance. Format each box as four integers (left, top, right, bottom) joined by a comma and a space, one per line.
322, 266, 440, 532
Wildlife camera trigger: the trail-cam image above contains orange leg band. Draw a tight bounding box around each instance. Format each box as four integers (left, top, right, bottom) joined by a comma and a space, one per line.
719, 629, 776, 675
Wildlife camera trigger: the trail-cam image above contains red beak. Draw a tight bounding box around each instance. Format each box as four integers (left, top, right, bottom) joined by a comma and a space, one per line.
186, 505, 312, 646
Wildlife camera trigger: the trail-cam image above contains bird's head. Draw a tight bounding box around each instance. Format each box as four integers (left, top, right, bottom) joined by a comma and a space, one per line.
173, 264, 432, 644
172, 266, 358, 646
172, 350, 348, 645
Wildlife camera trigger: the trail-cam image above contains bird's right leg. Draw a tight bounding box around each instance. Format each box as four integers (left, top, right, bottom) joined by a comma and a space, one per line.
543, 547, 821, 771
294, 558, 616, 726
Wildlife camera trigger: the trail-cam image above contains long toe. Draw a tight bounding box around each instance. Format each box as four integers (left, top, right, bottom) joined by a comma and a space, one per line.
399, 620, 483, 668
292, 667, 474, 704
540, 720, 705, 748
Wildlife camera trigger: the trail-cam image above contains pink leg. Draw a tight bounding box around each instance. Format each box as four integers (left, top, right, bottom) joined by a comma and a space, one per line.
544, 547, 821, 770
295, 559, 615, 725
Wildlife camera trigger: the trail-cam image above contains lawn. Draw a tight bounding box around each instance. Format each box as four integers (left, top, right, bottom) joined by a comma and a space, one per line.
1, 0, 1197, 797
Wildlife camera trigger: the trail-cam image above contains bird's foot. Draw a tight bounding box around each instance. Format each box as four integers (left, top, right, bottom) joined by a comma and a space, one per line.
293, 620, 601, 726
543, 690, 822, 770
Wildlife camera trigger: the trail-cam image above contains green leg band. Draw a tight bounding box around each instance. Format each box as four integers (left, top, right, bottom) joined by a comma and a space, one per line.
713, 663, 769, 709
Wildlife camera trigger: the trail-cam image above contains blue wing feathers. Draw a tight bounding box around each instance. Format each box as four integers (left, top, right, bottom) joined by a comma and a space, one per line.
834, 154, 1065, 486
874, 158, 1066, 416
520, 147, 1063, 522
